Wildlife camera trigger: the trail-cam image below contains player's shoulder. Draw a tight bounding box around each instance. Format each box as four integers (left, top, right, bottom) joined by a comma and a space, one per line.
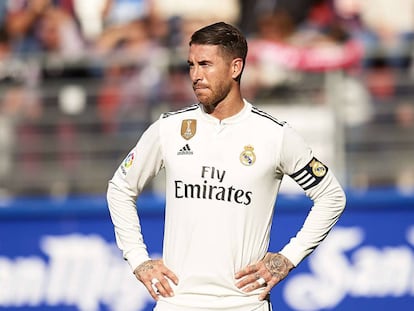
161, 104, 200, 120
250, 105, 287, 128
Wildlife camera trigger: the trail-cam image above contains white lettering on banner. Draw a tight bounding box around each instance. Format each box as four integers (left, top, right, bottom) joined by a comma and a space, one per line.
283, 226, 414, 311
0, 234, 155, 311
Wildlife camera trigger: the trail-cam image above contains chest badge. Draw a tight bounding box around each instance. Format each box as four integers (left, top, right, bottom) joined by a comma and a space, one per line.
181, 119, 197, 140
240, 145, 256, 166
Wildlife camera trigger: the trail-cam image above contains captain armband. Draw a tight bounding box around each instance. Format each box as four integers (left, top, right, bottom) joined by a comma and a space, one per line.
289, 157, 328, 191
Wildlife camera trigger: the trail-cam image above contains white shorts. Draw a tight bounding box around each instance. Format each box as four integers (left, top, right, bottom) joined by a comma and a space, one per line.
154, 298, 272, 311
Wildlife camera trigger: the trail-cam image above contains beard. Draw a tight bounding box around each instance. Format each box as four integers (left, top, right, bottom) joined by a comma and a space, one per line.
194, 82, 230, 113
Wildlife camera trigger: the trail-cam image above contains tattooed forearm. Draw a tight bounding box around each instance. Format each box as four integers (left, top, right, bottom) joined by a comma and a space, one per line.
264, 253, 294, 280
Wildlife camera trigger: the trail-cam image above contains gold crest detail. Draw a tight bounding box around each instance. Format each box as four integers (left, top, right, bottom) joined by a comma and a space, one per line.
310, 159, 327, 177
181, 119, 197, 140
240, 145, 256, 166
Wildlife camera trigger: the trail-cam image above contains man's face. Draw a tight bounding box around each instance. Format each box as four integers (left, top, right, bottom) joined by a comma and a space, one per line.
187, 44, 234, 108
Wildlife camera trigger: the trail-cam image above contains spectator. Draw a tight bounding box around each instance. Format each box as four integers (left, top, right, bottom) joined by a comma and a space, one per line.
4, 0, 50, 56
93, 19, 152, 58
245, 7, 363, 97
72, 0, 111, 41
0, 25, 11, 76
335, 0, 414, 68
36, 6, 85, 59
151, 0, 241, 53
95, 18, 167, 135
238, 0, 278, 35
158, 62, 196, 110
4, 0, 85, 59
1, 83, 43, 194
104, 0, 150, 26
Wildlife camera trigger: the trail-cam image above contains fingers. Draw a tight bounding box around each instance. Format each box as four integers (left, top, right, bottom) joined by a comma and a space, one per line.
134, 259, 179, 301
257, 277, 266, 286
259, 284, 273, 301
148, 276, 173, 300
235, 264, 272, 294
144, 277, 161, 300
163, 267, 179, 285
143, 275, 174, 300
235, 253, 294, 300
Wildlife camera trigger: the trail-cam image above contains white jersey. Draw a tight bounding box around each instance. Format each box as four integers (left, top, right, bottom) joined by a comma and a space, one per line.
107, 101, 346, 311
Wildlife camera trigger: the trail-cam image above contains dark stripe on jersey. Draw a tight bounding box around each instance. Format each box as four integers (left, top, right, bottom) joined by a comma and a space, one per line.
290, 157, 329, 191
265, 294, 272, 311
162, 104, 199, 118
251, 106, 286, 126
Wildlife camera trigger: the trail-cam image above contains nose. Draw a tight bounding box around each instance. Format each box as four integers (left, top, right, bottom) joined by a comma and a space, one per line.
190, 65, 201, 84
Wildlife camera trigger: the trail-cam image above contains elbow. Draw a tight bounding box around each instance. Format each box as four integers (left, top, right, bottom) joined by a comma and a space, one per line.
339, 186, 347, 207
335, 186, 347, 214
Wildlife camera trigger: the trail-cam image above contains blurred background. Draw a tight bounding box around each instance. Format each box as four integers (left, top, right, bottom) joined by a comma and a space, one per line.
0, 0, 413, 311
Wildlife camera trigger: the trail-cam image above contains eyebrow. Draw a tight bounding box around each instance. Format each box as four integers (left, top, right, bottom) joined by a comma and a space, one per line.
187, 59, 212, 65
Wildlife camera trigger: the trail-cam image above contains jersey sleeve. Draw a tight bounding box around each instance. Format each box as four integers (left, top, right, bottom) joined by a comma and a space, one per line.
107, 119, 164, 271
278, 124, 346, 266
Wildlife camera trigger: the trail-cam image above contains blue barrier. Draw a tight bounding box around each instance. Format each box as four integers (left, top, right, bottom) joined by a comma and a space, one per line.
0, 189, 413, 311
1, 188, 413, 216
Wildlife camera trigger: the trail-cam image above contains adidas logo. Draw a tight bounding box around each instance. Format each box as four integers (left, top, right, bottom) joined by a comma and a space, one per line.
177, 144, 193, 155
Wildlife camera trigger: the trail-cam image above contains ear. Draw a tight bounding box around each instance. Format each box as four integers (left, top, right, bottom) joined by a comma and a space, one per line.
231, 58, 244, 80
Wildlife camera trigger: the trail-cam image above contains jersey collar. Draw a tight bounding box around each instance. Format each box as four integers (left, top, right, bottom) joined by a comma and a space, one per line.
198, 99, 252, 125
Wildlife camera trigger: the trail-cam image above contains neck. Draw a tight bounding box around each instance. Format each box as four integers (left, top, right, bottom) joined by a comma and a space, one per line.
204, 95, 245, 121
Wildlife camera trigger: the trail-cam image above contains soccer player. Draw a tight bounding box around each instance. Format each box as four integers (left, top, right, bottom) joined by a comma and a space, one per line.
107, 22, 346, 311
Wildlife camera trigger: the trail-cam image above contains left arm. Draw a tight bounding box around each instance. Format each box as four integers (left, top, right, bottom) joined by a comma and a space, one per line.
235, 169, 345, 300
278, 167, 346, 266
235, 125, 346, 299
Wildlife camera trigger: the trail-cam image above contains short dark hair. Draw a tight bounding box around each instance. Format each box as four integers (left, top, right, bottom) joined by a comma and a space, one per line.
189, 22, 248, 66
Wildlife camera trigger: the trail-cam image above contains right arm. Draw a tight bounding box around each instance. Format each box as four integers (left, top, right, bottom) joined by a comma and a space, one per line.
106, 120, 177, 300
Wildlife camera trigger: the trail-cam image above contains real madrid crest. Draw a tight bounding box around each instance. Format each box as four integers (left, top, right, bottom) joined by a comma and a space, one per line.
181, 119, 197, 140
310, 159, 327, 177
240, 145, 256, 166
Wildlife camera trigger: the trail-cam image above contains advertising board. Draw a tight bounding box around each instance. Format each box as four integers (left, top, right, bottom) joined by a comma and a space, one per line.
0, 190, 413, 311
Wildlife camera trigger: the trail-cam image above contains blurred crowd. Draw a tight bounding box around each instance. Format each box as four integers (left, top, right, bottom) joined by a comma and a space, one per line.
1, 0, 414, 195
